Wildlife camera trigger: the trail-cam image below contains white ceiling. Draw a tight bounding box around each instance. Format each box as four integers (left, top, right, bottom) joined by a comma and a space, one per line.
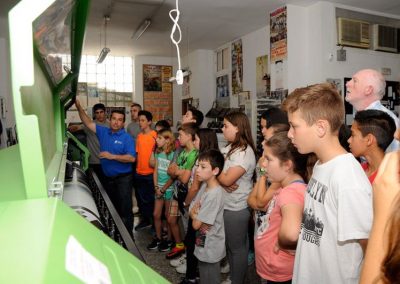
1, 0, 400, 57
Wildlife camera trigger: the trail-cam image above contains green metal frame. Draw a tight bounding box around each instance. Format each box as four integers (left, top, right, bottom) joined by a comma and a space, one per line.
6, 0, 90, 200
66, 131, 90, 170
4, 0, 170, 282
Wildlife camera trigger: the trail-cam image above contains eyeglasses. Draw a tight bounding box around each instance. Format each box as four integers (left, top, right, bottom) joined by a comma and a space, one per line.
95, 110, 104, 114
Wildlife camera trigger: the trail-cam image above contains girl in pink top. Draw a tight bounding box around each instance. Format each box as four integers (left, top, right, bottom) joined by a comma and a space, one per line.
253, 132, 309, 283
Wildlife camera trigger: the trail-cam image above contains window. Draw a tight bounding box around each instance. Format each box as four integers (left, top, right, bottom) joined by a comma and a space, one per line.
78, 55, 133, 107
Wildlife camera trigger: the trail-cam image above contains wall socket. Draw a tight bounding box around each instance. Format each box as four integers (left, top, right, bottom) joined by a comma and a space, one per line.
337, 49, 346, 61
381, 68, 391, 76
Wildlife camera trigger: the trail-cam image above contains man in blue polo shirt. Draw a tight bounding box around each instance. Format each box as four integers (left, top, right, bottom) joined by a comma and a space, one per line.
75, 99, 136, 234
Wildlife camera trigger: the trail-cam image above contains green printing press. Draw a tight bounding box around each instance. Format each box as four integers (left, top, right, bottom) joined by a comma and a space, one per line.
0, 0, 169, 283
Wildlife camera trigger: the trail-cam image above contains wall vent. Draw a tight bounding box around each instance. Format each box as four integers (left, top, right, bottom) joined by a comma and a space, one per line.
337, 17, 370, 48
373, 24, 398, 53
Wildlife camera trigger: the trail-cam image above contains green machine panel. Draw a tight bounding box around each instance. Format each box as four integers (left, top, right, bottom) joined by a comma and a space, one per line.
2, 0, 169, 283
0, 198, 167, 283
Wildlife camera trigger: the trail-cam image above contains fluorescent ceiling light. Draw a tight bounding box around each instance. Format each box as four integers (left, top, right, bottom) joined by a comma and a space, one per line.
97, 16, 111, 64
132, 19, 151, 40
97, 47, 110, 64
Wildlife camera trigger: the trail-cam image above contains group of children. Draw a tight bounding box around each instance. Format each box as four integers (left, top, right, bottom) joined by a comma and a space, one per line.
133, 82, 398, 284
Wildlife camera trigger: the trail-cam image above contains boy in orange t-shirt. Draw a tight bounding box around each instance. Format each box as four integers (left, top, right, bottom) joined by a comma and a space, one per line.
134, 110, 157, 230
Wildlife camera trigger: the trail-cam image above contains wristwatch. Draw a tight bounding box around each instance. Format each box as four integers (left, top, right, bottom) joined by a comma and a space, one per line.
259, 167, 267, 177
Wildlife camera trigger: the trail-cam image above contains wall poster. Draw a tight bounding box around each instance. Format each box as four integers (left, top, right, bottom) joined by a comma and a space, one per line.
238, 91, 250, 108
216, 75, 230, 108
231, 39, 243, 94
182, 75, 191, 98
256, 55, 269, 99
270, 6, 287, 63
143, 64, 173, 123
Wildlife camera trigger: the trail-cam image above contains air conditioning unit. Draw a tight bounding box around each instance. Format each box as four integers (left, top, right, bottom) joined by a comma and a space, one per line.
372, 24, 398, 53
337, 18, 370, 48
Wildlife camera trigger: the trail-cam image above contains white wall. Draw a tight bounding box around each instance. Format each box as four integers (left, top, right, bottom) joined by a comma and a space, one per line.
183, 49, 214, 126
287, 5, 310, 91
286, 2, 400, 93
242, 26, 270, 100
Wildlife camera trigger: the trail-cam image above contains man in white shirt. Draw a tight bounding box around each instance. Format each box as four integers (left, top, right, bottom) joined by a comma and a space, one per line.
345, 68, 399, 152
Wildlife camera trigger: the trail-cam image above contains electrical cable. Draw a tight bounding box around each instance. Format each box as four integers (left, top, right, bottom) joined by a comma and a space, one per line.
169, 0, 183, 85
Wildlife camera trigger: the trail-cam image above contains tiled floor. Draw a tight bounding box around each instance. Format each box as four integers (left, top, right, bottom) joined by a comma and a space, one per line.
132, 217, 261, 284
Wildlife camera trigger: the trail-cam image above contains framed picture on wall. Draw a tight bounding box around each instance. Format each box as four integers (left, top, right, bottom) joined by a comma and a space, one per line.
270, 6, 287, 63
256, 55, 269, 99
232, 39, 243, 94
216, 75, 230, 108
143, 65, 162, 92
216, 75, 229, 98
238, 91, 250, 107
143, 64, 173, 123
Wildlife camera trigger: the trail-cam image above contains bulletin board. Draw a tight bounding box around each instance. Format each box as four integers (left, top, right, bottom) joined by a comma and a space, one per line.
143, 64, 173, 123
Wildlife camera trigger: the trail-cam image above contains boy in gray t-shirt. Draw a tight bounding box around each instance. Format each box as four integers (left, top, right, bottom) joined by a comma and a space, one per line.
189, 149, 225, 284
